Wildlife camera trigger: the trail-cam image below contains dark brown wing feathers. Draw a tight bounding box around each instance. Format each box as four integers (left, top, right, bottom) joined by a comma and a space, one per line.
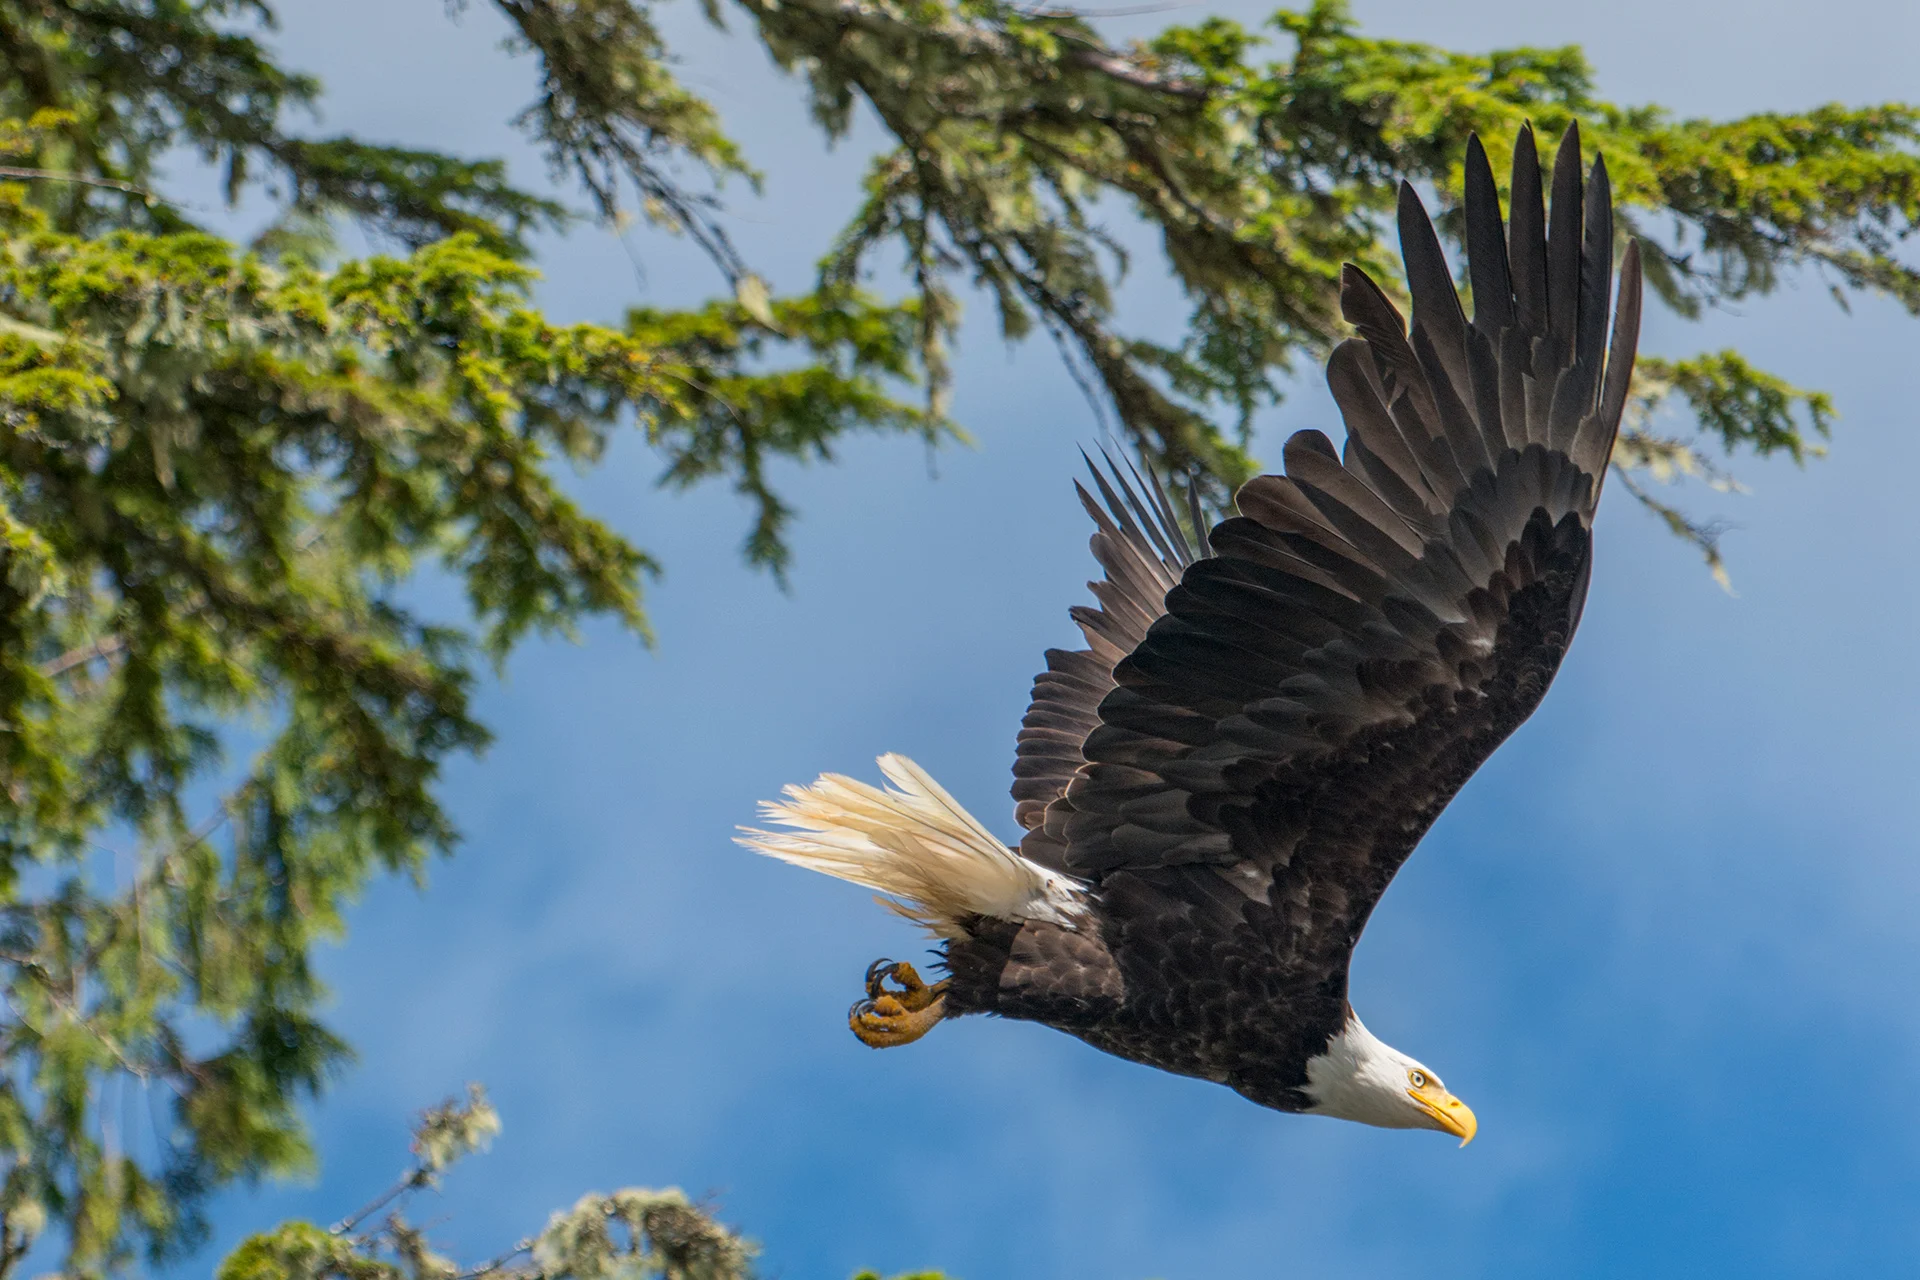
1010, 452, 1206, 846
1019, 124, 1642, 980
1464, 134, 1516, 339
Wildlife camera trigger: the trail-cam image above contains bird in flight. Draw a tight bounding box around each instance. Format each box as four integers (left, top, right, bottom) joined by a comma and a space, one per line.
740, 125, 1642, 1143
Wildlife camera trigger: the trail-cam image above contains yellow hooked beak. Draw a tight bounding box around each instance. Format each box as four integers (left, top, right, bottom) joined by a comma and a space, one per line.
1408, 1082, 1478, 1147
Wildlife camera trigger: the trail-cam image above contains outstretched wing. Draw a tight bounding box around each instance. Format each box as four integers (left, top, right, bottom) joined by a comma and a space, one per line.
1011, 452, 1206, 863
1031, 126, 1642, 971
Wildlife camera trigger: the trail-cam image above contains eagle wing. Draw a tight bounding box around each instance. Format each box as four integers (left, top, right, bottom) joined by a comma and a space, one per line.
1026, 126, 1642, 987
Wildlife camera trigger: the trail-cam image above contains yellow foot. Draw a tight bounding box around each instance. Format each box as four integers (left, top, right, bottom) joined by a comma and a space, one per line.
849, 959, 949, 1048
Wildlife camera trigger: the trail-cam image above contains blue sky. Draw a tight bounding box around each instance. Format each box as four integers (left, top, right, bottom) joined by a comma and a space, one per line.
169, 1, 1920, 1276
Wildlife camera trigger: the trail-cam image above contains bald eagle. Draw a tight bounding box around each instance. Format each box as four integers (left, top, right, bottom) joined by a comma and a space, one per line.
740, 125, 1642, 1143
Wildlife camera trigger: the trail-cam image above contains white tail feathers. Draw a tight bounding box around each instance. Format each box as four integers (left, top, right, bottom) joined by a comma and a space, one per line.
737, 753, 1087, 939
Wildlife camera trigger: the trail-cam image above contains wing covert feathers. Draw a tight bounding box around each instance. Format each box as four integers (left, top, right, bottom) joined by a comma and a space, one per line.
738, 754, 1086, 939
1031, 125, 1643, 894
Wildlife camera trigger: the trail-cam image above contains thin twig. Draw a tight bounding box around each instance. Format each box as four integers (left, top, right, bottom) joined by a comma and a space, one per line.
333, 1167, 430, 1236
38, 635, 127, 678
0, 166, 163, 202
455, 1238, 534, 1279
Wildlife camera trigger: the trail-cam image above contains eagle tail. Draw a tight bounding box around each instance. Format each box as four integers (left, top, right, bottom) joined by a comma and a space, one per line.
737, 753, 1087, 938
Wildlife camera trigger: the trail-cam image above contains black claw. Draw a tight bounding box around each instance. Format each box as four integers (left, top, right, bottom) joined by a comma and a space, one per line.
864, 957, 897, 991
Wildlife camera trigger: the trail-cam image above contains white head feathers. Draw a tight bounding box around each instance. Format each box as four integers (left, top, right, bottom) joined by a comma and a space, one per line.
1299, 1015, 1477, 1144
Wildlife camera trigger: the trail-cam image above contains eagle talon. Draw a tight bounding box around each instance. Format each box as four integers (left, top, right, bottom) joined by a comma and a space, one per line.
849, 961, 948, 1047
862, 959, 945, 1012
863, 957, 901, 998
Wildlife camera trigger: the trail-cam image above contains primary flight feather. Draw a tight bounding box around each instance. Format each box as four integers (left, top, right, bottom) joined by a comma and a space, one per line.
740, 125, 1643, 1142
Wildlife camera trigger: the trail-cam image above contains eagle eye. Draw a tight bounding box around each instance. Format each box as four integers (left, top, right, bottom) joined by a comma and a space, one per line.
1408, 1070, 1428, 1090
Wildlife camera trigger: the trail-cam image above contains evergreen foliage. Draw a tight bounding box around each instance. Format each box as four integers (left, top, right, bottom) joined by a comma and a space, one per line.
211, 1086, 942, 1280
750, 0, 1902, 568
0, 0, 1911, 1275
215, 1088, 765, 1280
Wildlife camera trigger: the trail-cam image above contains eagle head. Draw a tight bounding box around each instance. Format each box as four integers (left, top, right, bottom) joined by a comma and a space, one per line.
1297, 1014, 1477, 1145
